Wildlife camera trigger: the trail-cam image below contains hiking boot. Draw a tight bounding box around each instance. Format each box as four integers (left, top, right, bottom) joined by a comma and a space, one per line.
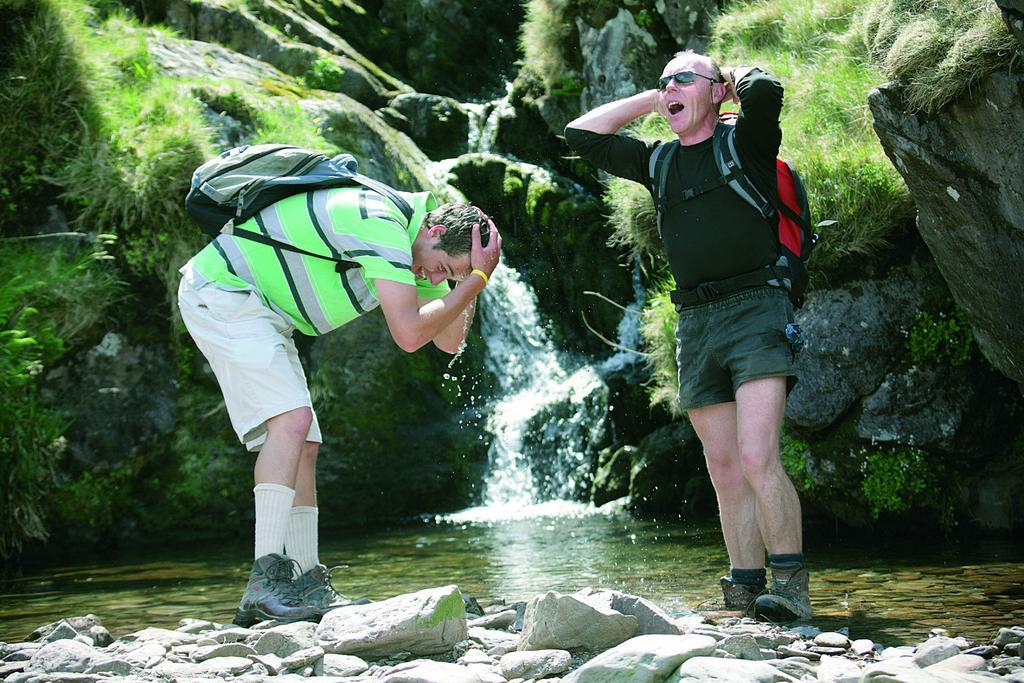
233, 553, 320, 627
753, 567, 813, 623
294, 564, 351, 615
696, 576, 762, 615
720, 576, 762, 614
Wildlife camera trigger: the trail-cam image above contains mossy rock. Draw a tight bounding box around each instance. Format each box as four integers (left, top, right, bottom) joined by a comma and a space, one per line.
591, 445, 634, 506
446, 153, 634, 355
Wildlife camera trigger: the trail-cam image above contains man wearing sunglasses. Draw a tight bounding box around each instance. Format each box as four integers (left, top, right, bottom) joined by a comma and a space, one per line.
178, 192, 501, 626
564, 51, 810, 622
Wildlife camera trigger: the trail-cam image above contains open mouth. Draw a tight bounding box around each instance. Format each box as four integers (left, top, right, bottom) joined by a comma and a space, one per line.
668, 102, 684, 115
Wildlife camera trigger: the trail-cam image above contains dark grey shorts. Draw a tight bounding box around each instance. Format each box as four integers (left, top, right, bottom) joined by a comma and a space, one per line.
675, 286, 798, 410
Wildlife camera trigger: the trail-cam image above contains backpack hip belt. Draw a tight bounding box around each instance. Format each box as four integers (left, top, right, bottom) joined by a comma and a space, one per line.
670, 263, 791, 309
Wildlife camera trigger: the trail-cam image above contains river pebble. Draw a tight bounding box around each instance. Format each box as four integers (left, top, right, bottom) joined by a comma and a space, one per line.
5, 593, 1024, 682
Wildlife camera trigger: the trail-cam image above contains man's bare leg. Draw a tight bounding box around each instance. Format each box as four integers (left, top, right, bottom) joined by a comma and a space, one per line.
734, 377, 801, 554
689, 401, 765, 569
735, 376, 811, 620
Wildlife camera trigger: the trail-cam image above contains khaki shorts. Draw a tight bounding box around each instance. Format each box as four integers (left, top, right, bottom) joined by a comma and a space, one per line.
675, 286, 798, 410
177, 269, 322, 452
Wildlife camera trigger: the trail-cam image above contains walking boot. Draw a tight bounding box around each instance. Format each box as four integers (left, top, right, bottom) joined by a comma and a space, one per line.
233, 553, 320, 627
753, 567, 813, 622
294, 564, 352, 616
720, 576, 762, 615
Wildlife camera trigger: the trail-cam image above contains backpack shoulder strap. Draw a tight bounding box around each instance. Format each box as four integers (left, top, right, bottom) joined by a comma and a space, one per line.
647, 140, 678, 239
348, 173, 414, 225
712, 124, 774, 221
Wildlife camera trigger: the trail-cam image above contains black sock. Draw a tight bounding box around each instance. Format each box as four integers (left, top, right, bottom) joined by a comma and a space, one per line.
731, 567, 767, 591
768, 553, 805, 572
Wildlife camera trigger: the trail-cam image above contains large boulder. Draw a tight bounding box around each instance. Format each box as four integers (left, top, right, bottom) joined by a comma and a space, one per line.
378, 93, 470, 160
868, 72, 1024, 389
518, 591, 638, 652
786, 269, 927, 430
316, 585, 468, 657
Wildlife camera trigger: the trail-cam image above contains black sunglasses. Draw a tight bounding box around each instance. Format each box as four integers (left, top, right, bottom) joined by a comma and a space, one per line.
657, 70, 720, 91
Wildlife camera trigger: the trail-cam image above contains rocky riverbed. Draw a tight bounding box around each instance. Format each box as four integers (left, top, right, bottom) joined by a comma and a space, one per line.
2, 584, 1023, 682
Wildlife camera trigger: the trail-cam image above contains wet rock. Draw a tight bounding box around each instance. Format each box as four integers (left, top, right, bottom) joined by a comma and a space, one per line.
316, 585, 468, 657
562, 634, 716, 683
913, 636, 961, 667
628, 421, 707, 517
672, 655, 783, 681
25, 640, 131, 676
379, 658, 483, 683
469, 610, 517, 630
518, 591, 637, 651
499, 649, 571, 679
463, 596, 484, 618
321, 653, 369, 676
718, 634, 763, 661
253, 621, 317, 658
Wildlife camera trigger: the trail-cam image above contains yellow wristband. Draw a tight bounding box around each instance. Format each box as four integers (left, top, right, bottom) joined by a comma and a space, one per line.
471, 269, 489, 287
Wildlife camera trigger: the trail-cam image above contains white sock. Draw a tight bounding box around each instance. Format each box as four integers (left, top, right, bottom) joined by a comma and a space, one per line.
285, 506, 319, 574
253, 483, 295, 560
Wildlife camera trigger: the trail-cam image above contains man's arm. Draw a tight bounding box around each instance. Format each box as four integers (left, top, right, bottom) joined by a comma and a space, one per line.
565, 90, 663, 134
421, 295, 476, 354
376, 221, 501, 353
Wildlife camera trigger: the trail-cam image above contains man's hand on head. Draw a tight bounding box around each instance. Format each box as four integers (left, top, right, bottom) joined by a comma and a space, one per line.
471, 215, 502, 281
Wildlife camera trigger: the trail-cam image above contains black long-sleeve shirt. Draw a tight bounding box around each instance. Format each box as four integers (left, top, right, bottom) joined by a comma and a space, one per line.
565, 68, 784, 290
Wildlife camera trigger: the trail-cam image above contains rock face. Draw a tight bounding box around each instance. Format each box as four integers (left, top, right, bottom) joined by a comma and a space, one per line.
577, 8, 662, 112
42, 333, 176, 468
868, 73, 1024, 389
316, 585, 468, 656
786, 270, 927, 430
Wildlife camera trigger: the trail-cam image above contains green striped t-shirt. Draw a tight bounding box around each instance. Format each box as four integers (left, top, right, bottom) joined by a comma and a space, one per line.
185, 187, 449, 336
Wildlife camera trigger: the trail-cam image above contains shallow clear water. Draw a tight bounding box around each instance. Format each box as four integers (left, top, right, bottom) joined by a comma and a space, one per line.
3, 505, 1023, 647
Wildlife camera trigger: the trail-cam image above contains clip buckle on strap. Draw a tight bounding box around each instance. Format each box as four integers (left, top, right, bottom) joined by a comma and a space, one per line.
696, 282, 718, 302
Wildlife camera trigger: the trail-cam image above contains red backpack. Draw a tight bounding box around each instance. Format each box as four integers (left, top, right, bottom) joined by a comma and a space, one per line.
648, 112, 819, 307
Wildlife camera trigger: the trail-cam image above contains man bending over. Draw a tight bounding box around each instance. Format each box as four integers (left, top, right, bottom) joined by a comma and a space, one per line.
178, 184, 501, 626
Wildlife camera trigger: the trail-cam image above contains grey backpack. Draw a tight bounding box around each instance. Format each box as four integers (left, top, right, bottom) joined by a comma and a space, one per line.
185, 144, 413, 272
